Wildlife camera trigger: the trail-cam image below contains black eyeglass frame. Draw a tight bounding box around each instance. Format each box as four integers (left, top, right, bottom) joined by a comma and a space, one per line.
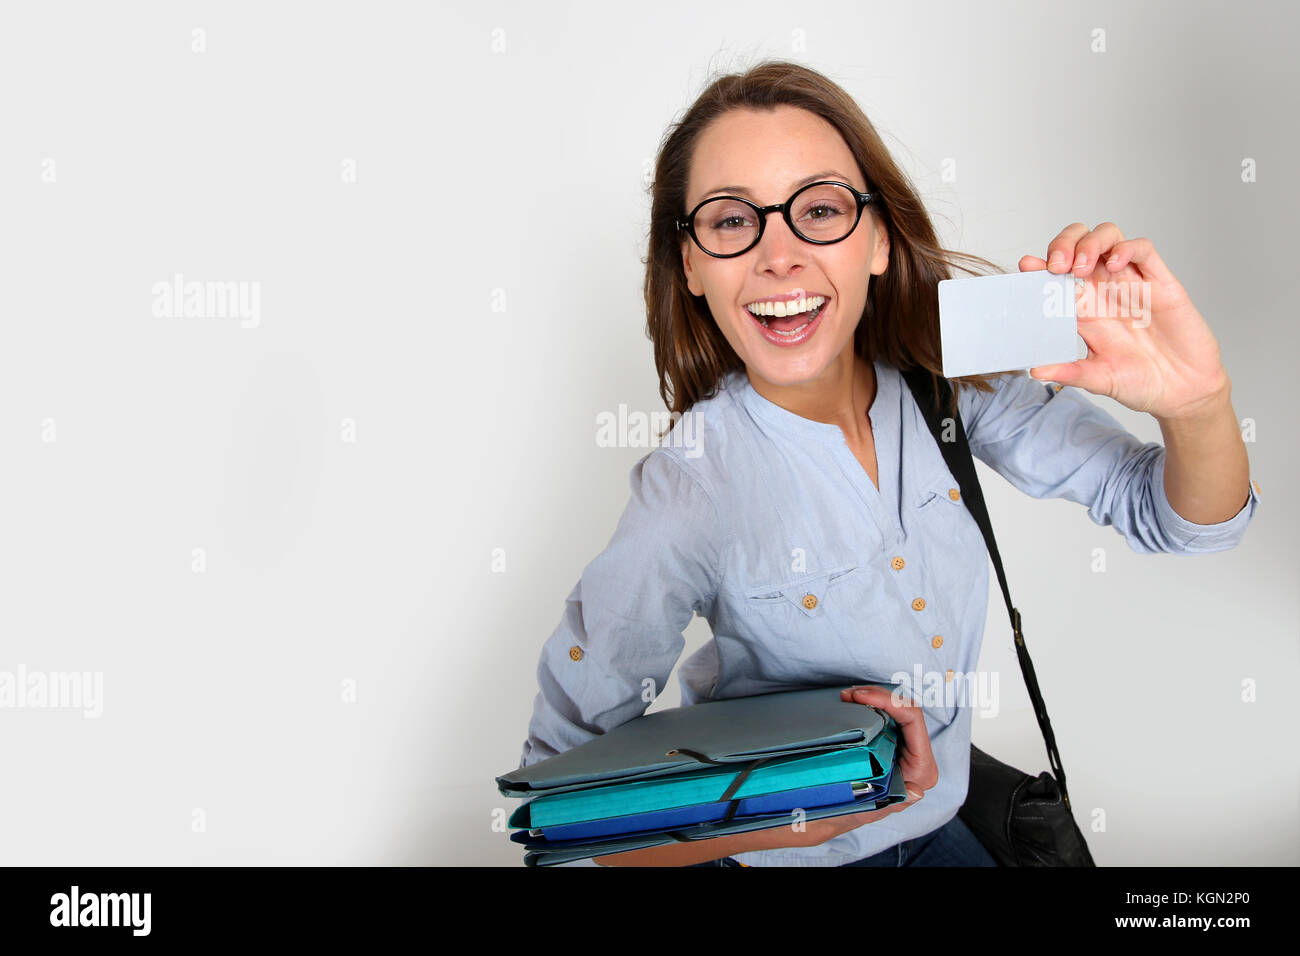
675, 180, 875, 259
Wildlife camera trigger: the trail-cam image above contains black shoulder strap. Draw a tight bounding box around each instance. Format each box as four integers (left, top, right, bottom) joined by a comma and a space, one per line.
900, 367, 1073, 810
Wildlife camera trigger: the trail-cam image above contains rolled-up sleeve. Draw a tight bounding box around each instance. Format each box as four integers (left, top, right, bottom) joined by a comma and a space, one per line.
956, 372, 1260, 555
517, 449, 723, 769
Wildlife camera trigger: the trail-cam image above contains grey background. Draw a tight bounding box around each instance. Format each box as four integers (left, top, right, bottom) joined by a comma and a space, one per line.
0, 0, 1294, 865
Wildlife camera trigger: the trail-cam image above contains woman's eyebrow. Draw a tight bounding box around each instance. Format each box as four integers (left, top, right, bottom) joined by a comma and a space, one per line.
699, 169, 855, 200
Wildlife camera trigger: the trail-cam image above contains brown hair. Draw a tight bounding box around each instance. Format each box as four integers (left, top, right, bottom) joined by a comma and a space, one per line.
643, 59, 1006, 428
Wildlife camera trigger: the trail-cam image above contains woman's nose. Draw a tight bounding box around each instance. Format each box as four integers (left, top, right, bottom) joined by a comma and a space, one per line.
752, 213, 807, 271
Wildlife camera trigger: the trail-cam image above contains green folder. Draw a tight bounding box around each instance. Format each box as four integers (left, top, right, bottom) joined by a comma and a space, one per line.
528, 728, 896, 828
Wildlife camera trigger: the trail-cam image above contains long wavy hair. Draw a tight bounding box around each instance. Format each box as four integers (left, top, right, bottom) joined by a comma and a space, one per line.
644, 59, 1006, 428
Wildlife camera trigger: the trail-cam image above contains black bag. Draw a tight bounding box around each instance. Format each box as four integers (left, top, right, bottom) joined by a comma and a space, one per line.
902, 367, 1096, 867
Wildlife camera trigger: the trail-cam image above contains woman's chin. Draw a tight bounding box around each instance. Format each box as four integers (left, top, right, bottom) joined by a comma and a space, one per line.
741, 330, 855, 386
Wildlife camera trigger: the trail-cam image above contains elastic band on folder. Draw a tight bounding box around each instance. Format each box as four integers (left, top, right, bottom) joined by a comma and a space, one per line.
669, 748, 780, 825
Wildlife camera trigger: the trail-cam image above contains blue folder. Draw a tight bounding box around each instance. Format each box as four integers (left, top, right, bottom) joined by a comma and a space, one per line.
528, 734, 895, 828
496, 685, 910, 866
540, 780, 860, 841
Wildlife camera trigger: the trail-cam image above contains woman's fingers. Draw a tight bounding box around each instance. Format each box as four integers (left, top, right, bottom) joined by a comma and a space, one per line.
1041, 222, 1128, 276
1044, 222, 1091, 273
1101, 236, 1174, 286
1068, 221, 1125, 276
839, 685, 938, 793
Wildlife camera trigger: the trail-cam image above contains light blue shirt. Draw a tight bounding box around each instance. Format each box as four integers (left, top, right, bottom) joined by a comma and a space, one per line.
515, 358, 1260, 866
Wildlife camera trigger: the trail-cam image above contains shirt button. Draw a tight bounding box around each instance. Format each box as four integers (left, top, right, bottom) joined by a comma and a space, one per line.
1252, 479, 1260, 496
802, 593, 818, 610
945, 669, 954, 682
891, 556, 905, 570
931, 635, 944, 649
948, 488, 961, 501
911, 597, 926, 611
569, 646, 583, 661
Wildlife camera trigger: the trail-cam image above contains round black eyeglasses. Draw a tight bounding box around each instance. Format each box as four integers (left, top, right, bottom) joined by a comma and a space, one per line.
676, 180, 875, 259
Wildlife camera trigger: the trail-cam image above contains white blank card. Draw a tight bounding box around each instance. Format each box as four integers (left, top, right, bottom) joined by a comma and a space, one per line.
938, 270, 1082, 377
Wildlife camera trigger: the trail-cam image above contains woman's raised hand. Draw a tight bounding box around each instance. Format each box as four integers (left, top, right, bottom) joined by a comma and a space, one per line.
1020, 222, 1231, 424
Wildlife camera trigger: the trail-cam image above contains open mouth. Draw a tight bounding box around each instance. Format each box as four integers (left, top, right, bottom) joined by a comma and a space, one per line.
744, 296, 828, 343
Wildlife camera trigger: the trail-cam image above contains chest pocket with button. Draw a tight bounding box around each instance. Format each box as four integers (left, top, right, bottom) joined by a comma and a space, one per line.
909, 470, 981, 563
745, 564, 861, 618
916, 474, 963, 514
738, 563, 876, 685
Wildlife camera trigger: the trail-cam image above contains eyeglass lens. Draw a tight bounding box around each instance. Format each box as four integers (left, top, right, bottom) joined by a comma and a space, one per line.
691, 182, 858, 256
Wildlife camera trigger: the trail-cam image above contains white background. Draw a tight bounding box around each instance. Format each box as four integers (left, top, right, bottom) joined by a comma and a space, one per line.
0, 0, 1294, 865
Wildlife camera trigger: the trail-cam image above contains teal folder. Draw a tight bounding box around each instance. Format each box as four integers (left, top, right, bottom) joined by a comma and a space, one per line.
528, 731, 896, 827
497, 685, 911, 863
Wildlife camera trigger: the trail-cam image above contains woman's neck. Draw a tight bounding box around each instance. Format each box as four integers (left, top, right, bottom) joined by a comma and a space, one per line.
746, 351, 877, 444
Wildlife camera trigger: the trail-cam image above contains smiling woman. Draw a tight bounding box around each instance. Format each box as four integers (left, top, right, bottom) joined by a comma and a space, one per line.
645, 62, 1008, 431
507, 59, 1259, 869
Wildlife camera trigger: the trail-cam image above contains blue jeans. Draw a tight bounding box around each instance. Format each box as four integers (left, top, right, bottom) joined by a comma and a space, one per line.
685, 814, 997, 867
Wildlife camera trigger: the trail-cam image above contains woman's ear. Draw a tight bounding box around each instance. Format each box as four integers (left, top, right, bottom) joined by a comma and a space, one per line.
681, 239, 704, 297
870, 220, 890, 276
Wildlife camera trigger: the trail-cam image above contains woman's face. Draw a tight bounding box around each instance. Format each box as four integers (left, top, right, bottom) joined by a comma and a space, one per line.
680, 105, 889, 389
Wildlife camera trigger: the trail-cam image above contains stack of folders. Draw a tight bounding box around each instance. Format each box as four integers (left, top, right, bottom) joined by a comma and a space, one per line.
496, 685, 906, 866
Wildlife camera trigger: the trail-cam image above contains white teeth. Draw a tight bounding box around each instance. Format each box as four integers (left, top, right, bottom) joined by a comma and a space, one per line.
752, 299, 825, 334
745, 295, 826, 317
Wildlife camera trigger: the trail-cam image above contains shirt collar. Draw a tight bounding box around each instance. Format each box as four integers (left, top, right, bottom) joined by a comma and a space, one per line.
730, 357, 896, 444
